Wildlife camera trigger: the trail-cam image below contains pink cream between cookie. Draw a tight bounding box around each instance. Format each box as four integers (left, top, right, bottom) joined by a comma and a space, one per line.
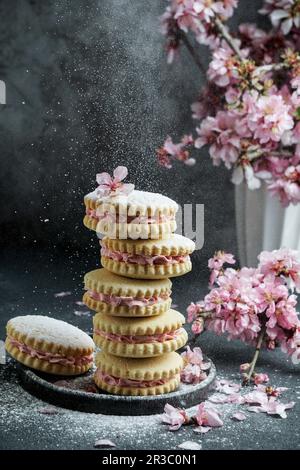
94, 328, 184, 344
95, 369, 170, 388
100, 244, 190, 266
86, 290, 171, 307
8, 337, 93, 366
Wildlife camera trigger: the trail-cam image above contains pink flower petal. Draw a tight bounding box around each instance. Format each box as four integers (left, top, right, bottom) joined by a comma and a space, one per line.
113, 166, 128, 182
118, 183, 135, 196
178, 441, 202, 450
231, 412, 247, 421
94, 439, 116, 448
96, 172, 112, 186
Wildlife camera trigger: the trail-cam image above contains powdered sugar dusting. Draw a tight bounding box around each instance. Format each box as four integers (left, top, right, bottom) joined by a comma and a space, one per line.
86, 189, 178, 211
7, 316, 94, 350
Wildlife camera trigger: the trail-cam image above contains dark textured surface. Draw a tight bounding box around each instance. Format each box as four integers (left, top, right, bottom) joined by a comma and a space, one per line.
0, 250, 299, 450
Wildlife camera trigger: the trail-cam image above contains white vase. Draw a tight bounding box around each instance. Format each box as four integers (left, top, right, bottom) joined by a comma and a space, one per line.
235, 182, 300, 267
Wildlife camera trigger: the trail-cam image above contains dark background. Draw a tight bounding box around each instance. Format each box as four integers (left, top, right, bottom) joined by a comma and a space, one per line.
0, 0, 267, 278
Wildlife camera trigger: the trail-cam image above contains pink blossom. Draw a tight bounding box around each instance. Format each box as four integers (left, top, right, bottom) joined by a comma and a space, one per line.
266, 295, 299, 330
258, 248, 300, 292
191, 319, 205, 334
207, 44, 240, 87
180, 363, 207, 384
180, 346, 210, 384
253, 373, 270, 385
267, 164, 300, 207
96, 166, 134, 198
181, 345, 204, 365
248, 398, 295, 418
247, 94, 294, 145
162, 403, 188, 431
195, 401, 223, 427
195, 111, 245, 168
208, 251, 236, 271
157, 135, 195, 168
208, 251, 236, 285
260, 0, 300, 35
187, 302, 204, 322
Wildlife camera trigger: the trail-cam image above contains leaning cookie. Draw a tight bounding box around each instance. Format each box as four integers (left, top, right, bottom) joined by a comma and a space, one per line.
84, 189, 178, 239
94, 351, 183, 396
93, 308, 187, 358
100, 234, 195, 280
5, 315, 95, 376
83, 268, 172, 317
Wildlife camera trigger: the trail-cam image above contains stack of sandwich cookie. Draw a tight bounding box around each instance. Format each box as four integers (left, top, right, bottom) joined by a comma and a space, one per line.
83, 167, 195, 396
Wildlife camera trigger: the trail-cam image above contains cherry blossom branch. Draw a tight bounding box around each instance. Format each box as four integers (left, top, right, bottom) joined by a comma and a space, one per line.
180, 32, 206, 75
214, 16, 244, 60
243, 327, 266, 386
253, 62, 287, 78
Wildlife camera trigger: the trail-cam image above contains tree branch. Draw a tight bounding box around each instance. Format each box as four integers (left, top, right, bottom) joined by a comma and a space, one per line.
180, 32, 206, 75
214, 16, 243, 60
253, 62, 287, 77
243, 327, 265, 385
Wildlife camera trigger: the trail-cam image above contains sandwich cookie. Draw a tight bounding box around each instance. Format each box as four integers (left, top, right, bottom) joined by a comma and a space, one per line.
94, 351, 183, 396
93, 308, 187, 358
100, 233, 195, 279
5, 315, 95, 376
83, 268, 172, 317
84, 189, 178, 239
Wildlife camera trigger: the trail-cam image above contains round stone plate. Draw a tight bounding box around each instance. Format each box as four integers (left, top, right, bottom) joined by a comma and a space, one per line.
17, 357, 216, 415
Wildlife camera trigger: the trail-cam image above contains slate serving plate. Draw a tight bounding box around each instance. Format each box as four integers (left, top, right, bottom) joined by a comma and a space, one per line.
17, 356, 216, 415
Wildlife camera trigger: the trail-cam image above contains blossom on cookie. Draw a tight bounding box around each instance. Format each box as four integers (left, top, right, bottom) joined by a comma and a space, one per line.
96, 166, 134, 198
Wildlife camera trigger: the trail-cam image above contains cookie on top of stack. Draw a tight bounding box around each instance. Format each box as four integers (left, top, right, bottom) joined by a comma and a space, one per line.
83, 166, 195, 396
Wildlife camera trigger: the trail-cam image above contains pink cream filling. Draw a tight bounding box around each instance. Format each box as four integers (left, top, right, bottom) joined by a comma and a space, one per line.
86, 209, 175, 225
8, 337, 93, 366
87, 290, 171, 307
96, 369, 169, 388
94, 328, 184, 344
101, 246, 189, 266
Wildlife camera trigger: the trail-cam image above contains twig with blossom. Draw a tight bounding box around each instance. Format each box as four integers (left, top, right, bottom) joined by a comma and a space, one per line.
187, 248, 300, 384
157, 1, 300, 207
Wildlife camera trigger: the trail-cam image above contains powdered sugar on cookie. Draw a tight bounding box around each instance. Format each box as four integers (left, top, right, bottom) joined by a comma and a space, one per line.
7, 316, 94, 350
